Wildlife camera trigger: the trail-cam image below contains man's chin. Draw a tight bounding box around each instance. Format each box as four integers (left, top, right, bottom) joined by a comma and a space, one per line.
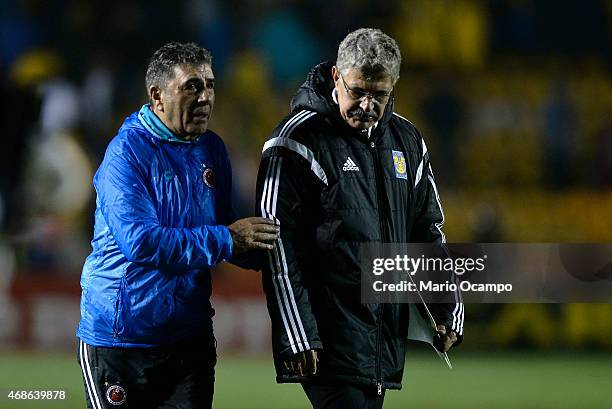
186, 122, 208, 135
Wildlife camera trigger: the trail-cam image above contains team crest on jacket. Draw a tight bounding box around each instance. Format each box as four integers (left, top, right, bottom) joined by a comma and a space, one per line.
203, 167, 215, 188
392, 150, 407, 179
105, 384, 127, 406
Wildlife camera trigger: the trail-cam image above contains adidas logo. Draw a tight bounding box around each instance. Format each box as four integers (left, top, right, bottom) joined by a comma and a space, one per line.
342, 156, 360, 171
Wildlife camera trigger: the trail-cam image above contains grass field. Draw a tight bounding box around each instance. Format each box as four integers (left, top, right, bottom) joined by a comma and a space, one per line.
0, 349, 611, 409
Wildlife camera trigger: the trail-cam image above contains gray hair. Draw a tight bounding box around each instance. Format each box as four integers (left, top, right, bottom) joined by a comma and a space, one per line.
145, 42, 212, 91
336, 28, 401, 82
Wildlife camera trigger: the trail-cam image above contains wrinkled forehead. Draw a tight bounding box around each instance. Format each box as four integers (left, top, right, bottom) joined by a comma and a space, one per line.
171, 63, 214, 83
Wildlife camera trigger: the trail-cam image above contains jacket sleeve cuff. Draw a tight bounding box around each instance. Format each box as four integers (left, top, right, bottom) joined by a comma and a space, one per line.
434, 313, 464, 347
217, 225, 233, 261
279, 340, 323, 357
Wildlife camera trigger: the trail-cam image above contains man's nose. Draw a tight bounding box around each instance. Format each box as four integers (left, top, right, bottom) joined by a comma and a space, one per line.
359, 96, 374, 111
198, 88, 212, 102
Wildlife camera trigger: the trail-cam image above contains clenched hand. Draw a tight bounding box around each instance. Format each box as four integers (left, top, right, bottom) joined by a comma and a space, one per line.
434, 324, 458, 353
284, 349, 319, 377
228, 217, 280, 254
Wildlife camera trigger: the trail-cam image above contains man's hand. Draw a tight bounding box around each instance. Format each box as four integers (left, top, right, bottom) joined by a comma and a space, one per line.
434, 324, 458, 353
228, 217, 280, 255
283, 349, 318, 377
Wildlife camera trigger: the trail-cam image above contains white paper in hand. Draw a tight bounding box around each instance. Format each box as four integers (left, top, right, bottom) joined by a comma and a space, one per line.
407, 303, 453, 369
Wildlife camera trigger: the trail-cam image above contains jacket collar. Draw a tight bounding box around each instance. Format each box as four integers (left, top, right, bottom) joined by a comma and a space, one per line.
137, 103, 200, 143
291, 62, 393, 138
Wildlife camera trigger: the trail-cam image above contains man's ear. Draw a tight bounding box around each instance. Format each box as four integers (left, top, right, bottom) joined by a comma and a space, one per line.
331, 66, 340, 84
149, 86, 163, 111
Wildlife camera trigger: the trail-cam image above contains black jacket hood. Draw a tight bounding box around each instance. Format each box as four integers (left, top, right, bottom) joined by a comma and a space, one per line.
290, 61, 395, 129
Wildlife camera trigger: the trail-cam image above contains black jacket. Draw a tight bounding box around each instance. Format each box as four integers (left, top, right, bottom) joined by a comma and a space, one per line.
256, 62, 464, 391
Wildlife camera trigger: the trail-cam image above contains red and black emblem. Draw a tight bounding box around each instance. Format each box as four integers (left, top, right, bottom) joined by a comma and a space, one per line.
203, 167, 215, 188
105, 384, 127, 406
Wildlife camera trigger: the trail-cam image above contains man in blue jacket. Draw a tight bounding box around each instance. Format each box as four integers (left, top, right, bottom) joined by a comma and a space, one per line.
76, 42, 278, 409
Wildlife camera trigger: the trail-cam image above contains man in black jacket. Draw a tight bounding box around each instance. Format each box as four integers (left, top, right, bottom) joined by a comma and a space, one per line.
256, 28, 464, 409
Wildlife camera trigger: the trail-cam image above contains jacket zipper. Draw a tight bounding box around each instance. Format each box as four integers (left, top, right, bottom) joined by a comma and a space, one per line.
369, 139, 388, 396
376, 304, 384, 396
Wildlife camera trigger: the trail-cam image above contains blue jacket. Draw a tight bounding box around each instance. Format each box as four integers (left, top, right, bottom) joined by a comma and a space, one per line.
77, 106, 234, 347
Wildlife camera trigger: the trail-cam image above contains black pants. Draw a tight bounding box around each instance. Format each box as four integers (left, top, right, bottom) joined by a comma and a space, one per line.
77, 333, 216, 409
302, 382, 386, 409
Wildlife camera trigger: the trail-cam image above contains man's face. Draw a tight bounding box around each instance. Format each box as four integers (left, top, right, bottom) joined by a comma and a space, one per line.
152, 63, 215, 139
332, 66, 394, 130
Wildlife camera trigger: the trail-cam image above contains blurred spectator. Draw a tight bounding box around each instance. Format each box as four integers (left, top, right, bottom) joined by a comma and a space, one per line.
1, 52, 42, 233
11, 50, 93, 275
420, 74, 465, 184
541, 79, 576, 188
394, 0, 487, 69
591, 121, 612, 187
185, 0, 235, 76
488, 0, 537, 54
215, 50, 284, 216
468, 202, 504, 242
251, 7, 321, 89
0, 238, 17, 345
80, 52, 116, 161
533, 0, 609, 57
0, 0, 42, 69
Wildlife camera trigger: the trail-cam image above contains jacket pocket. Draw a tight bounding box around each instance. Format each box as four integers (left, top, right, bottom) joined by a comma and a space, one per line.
112, 276, 126, 338
116, 273, 177, 340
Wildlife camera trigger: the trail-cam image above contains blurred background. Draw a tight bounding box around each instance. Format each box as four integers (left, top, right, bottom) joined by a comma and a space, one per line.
0, 0, 611, 408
